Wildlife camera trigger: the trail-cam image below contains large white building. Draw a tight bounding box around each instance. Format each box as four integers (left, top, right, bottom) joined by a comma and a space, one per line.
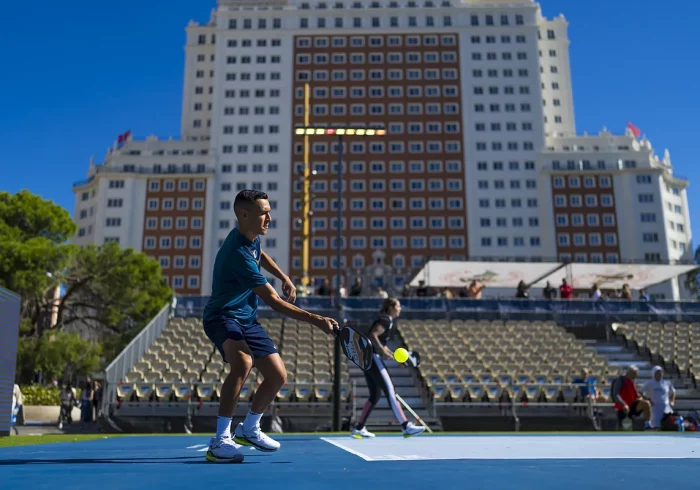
72, 0, 693, 299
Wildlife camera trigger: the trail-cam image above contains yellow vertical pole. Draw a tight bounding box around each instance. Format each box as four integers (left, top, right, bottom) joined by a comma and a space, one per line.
302, 83, 311, 288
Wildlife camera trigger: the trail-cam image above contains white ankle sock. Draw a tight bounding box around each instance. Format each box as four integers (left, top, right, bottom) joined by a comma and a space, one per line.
216, 416, 232, 439
243, 410, 263, 432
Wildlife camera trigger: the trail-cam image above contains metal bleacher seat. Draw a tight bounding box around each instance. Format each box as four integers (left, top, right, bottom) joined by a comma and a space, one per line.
133, 361, 150, 374
314, 384, 331, 402
181, 371, 200, 383
161, 371, 181, 383
143, 371, 161, 383
196, 383, 218, 401
117, 383, 134, 401
124, 371, 142, 383
295, 383, 312, 402
172, 383, 192, 401
134, 382, 154, 401
151, 361, 169, 373
155, 383, 174, 401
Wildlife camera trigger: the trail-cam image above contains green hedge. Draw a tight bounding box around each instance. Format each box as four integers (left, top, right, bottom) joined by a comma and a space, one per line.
20, 385, 82, 406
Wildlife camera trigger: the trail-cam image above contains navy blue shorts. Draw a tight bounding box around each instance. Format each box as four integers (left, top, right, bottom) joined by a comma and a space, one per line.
203, 317, 278, 362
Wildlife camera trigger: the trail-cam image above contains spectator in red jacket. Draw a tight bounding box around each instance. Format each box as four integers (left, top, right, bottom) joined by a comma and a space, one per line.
559, 279, 573, 299
611, 365, 652, 430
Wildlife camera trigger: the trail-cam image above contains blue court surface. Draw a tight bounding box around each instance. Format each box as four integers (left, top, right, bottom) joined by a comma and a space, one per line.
3, 434, 700, 490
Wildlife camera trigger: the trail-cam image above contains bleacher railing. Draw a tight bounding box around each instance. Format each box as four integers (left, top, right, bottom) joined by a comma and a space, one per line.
102, 304, 170, 415
173, 296, 700, 324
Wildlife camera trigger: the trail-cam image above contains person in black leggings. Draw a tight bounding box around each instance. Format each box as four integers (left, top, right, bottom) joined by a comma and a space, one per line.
351, 297, 425, 439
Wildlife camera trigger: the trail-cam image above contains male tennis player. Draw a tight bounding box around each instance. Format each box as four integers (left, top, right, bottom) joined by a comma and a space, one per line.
352, 297, 425, 439
203, 190, 338, 463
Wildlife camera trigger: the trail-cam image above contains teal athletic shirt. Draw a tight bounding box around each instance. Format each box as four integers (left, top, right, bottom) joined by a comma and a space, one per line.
203, 228, 268, 326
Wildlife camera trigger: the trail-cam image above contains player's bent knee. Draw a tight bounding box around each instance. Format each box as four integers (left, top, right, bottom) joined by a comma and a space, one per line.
223, 339, 254, 374
268, 366, 287, 388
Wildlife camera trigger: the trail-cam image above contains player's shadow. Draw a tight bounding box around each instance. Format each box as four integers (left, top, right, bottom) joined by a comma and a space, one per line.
0, 456, 266, 465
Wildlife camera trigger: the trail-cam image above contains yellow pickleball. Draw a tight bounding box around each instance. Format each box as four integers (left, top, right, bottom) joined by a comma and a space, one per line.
394, 348, 409, 363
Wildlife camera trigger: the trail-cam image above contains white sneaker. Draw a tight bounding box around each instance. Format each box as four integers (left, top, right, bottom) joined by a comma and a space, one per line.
351, 427, 376, 439
206, 436, 244, 463
402, 422, 426, 438
234, 422, 281, 452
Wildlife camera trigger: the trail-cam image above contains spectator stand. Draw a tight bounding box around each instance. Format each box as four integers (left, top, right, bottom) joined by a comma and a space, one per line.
100, 278, 700, 433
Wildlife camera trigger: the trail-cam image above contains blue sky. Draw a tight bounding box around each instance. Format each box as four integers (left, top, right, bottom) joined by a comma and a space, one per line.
2, 0, 697, 243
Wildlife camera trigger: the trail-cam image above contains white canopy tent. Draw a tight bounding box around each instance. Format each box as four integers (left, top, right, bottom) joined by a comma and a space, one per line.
537, 263, 699, 291
408, 261, 562, 289
409, 260, 698, 291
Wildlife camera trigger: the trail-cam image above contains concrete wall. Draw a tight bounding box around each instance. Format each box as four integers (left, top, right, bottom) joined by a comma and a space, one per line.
0, 286, 21, 436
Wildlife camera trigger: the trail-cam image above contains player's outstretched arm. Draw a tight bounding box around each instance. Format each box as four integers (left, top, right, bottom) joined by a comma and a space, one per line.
260, 251, 296, 302
253, 283, 337, 334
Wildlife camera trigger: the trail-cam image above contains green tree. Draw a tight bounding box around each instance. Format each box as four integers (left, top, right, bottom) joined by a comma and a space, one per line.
0, 190, 77, 334
55, 242, 173, 336
16, 331, 102, 383
1, 190, 173, 377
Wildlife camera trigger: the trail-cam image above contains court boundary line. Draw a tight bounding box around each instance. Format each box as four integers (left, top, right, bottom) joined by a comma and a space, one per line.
320, 437, 376, 461
319, 435, 700, 462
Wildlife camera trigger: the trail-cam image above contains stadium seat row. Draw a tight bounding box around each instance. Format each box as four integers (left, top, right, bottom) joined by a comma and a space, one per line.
430, 382, 611, 403
116, 381, 350, 403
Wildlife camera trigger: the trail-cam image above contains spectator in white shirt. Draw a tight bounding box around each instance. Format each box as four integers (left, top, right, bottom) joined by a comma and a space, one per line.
642, 366, 675, 428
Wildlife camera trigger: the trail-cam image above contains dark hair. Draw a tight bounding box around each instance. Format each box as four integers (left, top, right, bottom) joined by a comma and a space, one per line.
380, 297, 399, 315
234, 189, 268, 217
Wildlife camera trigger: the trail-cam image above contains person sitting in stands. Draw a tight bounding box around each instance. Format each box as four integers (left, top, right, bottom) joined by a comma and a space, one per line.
611, 365, 653, 430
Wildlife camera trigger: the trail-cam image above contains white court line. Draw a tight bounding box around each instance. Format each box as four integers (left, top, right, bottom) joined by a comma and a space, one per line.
320, 437, 376, 461
321, 435, 700, 461
190, 442, 246, 452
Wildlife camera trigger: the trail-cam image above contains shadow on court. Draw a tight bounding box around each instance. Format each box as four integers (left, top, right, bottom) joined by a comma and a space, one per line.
0, 456, 278, 465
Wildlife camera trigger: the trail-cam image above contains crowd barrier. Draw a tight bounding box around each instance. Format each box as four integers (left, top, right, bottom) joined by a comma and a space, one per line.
173, 296, 700, 325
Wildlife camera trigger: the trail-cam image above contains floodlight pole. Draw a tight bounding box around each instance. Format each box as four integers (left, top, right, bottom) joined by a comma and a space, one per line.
293, 126, 384, 433
332, 135, 343, 432
301, 83, 311, 291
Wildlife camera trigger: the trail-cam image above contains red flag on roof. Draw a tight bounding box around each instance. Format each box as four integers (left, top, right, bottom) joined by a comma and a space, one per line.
627, 122, 641, 138
117, 130, 131, 147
